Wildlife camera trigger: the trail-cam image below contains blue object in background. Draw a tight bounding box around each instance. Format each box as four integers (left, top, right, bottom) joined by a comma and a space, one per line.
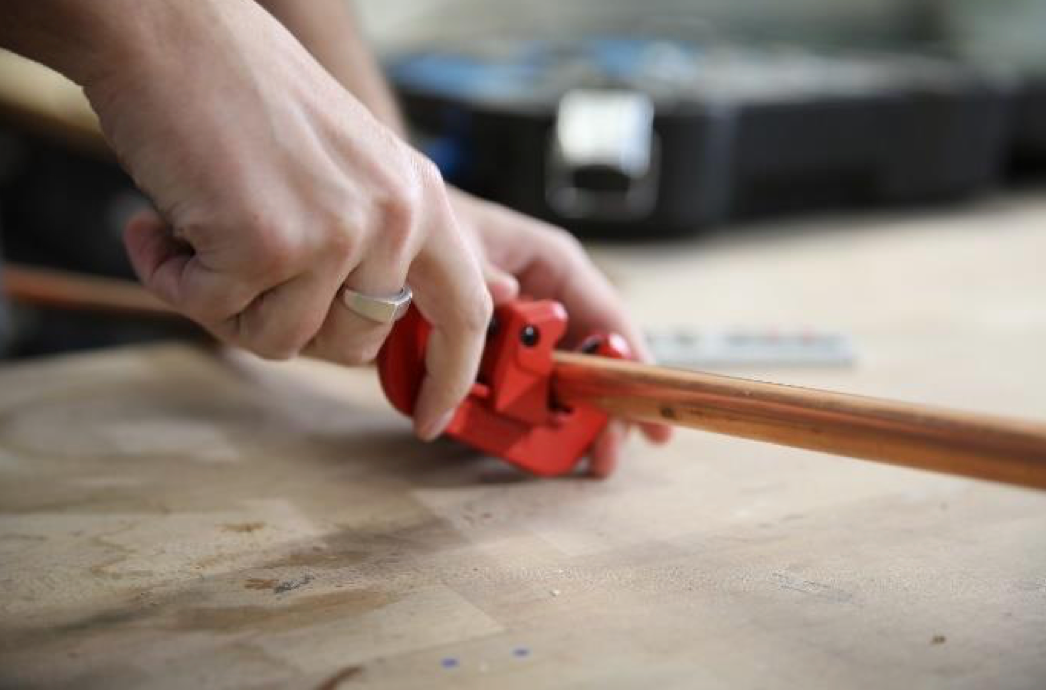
389, 51, 542, 102
388, 36, 701, 104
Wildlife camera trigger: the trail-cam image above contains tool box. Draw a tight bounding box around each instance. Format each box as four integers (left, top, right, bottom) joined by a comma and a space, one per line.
389, 38, 1014, 239
1012, 77, 1046, 172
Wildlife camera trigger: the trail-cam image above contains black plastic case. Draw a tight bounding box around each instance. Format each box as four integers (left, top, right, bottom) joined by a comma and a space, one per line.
391, 40, 1015, 239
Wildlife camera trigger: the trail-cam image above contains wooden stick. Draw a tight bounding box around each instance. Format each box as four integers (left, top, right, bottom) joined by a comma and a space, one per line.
7, 263, 1046, 489
553, 352, 1046, 490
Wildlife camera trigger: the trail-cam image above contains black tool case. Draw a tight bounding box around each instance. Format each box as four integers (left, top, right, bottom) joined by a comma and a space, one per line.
390, 39, 1014, 239
727, 86, 1012, 220
405, 97, 735, 239
1011, 76, 1046, 172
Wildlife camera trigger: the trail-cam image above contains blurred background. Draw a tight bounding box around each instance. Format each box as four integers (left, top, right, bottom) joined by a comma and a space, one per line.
0, 0, 1044, 359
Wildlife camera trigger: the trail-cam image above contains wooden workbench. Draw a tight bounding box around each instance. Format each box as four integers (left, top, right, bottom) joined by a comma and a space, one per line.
3, 191, 1046, 688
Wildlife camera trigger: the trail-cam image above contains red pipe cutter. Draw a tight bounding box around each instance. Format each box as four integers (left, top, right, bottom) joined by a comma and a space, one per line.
377, 299, 630, 476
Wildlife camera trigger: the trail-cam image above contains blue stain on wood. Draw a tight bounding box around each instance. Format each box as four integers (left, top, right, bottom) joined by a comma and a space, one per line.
513, 647, 530, 658
441, 658, 459, 669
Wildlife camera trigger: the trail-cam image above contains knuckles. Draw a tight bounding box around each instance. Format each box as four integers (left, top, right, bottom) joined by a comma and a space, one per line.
377, 190, 418, 261
375, 152, 445, 259
412, 155, 446, 192
180, 143, 469, 366
319, 209, 362, 269
241, 215, 305, 281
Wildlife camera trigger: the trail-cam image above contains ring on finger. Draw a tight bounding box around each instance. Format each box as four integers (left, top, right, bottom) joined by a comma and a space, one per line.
341, 284, 412, 323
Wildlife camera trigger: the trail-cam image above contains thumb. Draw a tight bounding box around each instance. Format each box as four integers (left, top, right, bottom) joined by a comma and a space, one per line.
123, 210, 192, 308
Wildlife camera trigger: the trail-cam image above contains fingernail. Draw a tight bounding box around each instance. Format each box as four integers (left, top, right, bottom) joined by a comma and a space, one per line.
418, 409, 456, 442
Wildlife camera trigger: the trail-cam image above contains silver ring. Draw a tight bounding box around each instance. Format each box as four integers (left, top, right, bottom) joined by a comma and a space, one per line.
341, 285, 412, 324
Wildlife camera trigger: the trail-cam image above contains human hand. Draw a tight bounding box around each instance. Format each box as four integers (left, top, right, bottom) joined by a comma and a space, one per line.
81, 1, 491, 441
449, 189, 673, 477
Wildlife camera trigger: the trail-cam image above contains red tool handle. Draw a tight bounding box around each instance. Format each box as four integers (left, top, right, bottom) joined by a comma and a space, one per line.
377, 299, 629, 476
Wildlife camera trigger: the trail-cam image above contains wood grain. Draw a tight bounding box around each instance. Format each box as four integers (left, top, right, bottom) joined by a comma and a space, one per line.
3, 195, 1046, 689
553, 352, 1046, 490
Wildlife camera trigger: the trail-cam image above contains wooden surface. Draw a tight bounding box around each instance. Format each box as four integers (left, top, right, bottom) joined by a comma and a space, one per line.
2, 195, 1046, 689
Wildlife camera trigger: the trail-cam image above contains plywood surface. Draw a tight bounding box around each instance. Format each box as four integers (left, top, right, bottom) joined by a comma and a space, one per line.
2, 195, 1046, 689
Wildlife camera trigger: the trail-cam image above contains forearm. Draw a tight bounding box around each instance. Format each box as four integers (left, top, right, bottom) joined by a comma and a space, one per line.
0, 2, 235, 91
2, 0, 404, 140
255, 0, 405, 135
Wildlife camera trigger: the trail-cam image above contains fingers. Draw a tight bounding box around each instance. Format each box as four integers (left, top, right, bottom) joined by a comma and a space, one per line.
407, 189, 492, 441
588, 421, 629, 478
126, 157, 493, 446
571, 274, 670, 445
304, 208, 416, 366
462, 200, 672, 446
230, 271, 337, 359
638, 420, 673, 444
409, 260, 492, 439
304, 285, 394, 366
126, 209, 345, 359
123, 210, 190, 304
123, 210, 257, 328
447, 190, 519, 306
538, 237, 671, 445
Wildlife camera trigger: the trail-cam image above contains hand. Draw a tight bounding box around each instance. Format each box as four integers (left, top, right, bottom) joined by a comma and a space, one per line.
449, 189, 673, 477
84, 1, 490, 440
